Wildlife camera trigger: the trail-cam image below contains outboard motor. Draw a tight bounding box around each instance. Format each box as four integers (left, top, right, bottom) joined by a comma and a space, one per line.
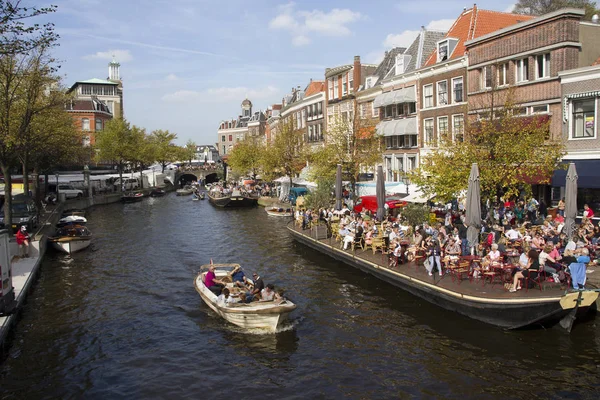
0, 229, 15, 315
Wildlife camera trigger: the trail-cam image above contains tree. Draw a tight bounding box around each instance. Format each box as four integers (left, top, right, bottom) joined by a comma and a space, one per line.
95, 118, 135, 192
0, 1, 58, 56
410, 94, 565, 203
310, 100, 382, 200
304, 177, 334, 210
128, 125, 155, 189
150, 129, 179, 172
182, 139, 196, 166
262, 119, 306, 188
512, 0, 599, 19
227, 137, 263, 179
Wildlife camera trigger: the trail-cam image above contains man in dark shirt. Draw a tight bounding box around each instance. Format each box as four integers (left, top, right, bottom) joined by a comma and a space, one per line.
458, 222, 468, 256
247, 272, 265, 301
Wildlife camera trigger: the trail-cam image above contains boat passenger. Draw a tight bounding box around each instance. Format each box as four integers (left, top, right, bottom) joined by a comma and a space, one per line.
205, 264, 225, 295
217, 288, 234, 306
260, 284, 275, 301
16, 226, 30, 258
230, 265, 246, 288
274, 289, 286, 304
246, 272, 265, 301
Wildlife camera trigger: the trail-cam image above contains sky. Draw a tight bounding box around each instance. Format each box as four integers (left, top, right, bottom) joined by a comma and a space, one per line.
37, 0, 519, 145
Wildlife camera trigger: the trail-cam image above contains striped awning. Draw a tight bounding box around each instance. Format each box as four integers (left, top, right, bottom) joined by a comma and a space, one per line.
373, 87, 417, 108
563, 91, 600, 122
376, 118, 417, 137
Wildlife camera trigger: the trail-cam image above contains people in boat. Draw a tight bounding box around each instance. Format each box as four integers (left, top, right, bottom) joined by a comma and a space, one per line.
274, 289, 286, 304
246, 272, 265, 301
229, 265, 246, 288
16, 226, 30, 258
510, 249, 540, 292
260, 283, 275, 301
205, 264, 225, 295
217, 288, 235, 306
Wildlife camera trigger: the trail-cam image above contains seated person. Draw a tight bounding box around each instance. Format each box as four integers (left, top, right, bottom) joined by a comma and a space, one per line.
274, 289, 286, 304
482, 243, 501, 268
237, 292, 253, 304
217, 288, 236, 306
260, 284, 275, 301
205, 264, 225, 295
444, 238, 461, 258
510, 249, 540, 292
364, 229, 374, 246
505, 225, 523, 242
229, 265, 246, 288
246, 272, 265, 301
16, 226, 30, 258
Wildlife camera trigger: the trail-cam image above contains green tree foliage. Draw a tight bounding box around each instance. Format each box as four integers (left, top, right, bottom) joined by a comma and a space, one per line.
95, 118, 136, 192
227, 137, 263, 179
410, 96, 565, 203
262, 119, 306, 186
310, 102, 382, 199
128, 125, 156, 189
401, 203, 431, 227
0, 1, 58, 55
150, 129, 179, 172
182, 139, 197, 165
304, 177, 334, 211
512, 0, 599, 19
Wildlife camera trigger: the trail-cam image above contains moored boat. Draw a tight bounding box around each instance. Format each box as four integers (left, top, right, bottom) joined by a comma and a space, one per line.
57, 215, 87, 227
287, 222, 599, 330
48, 225, 92, 254
207, 189, 258, 208
61, 209, 86, 218
265, 206, 293, 217
194, 263, 296, 331
176, 185, 194, 196
121, 192, 144, 203
150, 188, 166, 197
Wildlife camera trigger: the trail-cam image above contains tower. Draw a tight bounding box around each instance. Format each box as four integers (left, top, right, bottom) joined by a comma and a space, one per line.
241, 98, 252, 118
107, 56, 124, 119
108, 57, 120, 81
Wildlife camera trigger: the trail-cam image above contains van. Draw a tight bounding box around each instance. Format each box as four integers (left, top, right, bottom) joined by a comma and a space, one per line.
353, 195, 407, 215
288, 187, 309, 206
57, 184, 84, 199
114, 177, 140, 191
0, 195, 38, 233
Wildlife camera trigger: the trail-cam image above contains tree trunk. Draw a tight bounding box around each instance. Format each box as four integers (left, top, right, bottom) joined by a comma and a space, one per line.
2, 164, 13, 234
22, 158, 29, 196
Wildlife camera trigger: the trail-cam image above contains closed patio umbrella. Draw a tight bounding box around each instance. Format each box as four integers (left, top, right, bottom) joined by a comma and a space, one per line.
335, 164, 342, 211
376, 165, 385, 221
564, 162, 578, 241
465, 163, 482, 253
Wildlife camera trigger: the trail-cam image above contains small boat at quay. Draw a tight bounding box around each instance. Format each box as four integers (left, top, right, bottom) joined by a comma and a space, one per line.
207, 189, 259, 208
194, 263, 296, 331
57, 215, 87, 227
121, 192, 144, 203
150, 188, 166, 197
265, 207, 293, 217
48, 225, 92, 254
176, 185, 194, 196
61, 209, 86, 218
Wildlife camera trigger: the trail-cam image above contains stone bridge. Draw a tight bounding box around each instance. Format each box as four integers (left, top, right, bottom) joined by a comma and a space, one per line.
175, 166, 222, 187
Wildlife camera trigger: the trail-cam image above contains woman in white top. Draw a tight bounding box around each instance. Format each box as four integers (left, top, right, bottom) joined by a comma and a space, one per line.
538, 244, 558, 274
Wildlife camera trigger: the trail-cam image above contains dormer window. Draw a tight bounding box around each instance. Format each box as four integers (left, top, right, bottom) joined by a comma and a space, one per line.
437, 38, 458, 63
394, 54, 412, 75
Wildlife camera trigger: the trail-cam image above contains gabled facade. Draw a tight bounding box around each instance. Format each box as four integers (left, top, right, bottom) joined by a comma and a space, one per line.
217, 98, 267, 155
195, 144, 220, 163
278, 81, 326, 148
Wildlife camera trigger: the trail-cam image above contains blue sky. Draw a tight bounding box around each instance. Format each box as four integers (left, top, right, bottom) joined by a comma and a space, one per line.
42, 0, 518, 145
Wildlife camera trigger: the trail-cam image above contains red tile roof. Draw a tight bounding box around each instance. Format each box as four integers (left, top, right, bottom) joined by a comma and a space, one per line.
424, 5, 535, 66
304, 80, 325, 96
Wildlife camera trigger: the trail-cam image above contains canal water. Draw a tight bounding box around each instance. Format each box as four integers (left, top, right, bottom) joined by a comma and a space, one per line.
1, 195, 600, 399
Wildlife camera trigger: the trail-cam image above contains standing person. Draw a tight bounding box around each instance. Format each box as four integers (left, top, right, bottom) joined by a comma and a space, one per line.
557, 198, 565, 217
527, 198, 539, 223
538, 200, 548, 221
16, 226, 30, 258
426, 239, 443, 277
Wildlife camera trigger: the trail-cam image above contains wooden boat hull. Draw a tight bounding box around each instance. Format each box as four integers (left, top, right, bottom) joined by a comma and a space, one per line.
265, 207, 293, 217
208, 193, 258, 208
176, 189, 193, 196
49, 237, 91, 254
194, 264, 296, 331
150, 189, 166, 197
122, 193, 144, 203
287, 225, 598, 329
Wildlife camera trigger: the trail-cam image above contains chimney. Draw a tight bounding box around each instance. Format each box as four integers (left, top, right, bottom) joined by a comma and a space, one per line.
353, 55, 361, 92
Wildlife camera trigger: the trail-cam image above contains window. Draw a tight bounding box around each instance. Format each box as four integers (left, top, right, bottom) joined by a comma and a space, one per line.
82, 118, 90, 131
531, 104, 548, 114
365, 77, 372, 89
516, 58, 529, 82
438, 42, 448, 62
437, 116, 448, 140
407, 156, 416, 171
572, 99, 596, 139
348, 70, 353, 93
424, 118, 434, 145
536, 53, 550, 79
221, 135, 225, 142
95, 119, 103, 131
498, 63, 509, 86
222, 145, 225, 154
106, 101, 114, 114
342, 74, 347, 96
452, 77, 463, 103
334, 76, 339, 99
407, 102, 416, 114
372, 102, 379, 118
423, 84, 433, 108
482, 66, 492, 89
228, 135, 232, 141
328, 78, 334, 99
384, 104, 396, 119
453, 114, 464, 142
318, 102, 323, 116
359, 103, 367, 119
301, 109, 306, 128
437, 80, 448, 105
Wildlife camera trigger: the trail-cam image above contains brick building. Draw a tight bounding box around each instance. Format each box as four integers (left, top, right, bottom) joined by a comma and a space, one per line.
278, 80, 326, 149
65, 98, 112, 147
465, 8, 600, 204
217, 98, 266, 155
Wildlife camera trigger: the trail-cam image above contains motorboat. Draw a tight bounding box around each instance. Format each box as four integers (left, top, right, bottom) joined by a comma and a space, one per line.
194, 263, 296, 332
150, 188, 166, 197
121, 192, 144, 203
61, 208, 86, 218
176, 185, 194, 196
57, 215, 87, 227
207, 188, 259, 208
48, 225, 92, 254
198, 192, 205, 200
265, 206, 293, 217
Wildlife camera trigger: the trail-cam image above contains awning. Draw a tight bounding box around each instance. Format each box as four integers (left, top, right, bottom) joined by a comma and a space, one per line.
376, 118, 417, 136
373, 87, 416, 108
402, 190, 429, 204
551, 160, 600, 189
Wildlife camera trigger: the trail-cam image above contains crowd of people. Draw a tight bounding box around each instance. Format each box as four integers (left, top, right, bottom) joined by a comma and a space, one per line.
296, 196, 598, 292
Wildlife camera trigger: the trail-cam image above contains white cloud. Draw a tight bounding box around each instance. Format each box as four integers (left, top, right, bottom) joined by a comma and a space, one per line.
426, 19, 455, 31
504, 3, 516, 13
269, 2, 362, 46
383, 30, 419, 49
83, 49, 133, 62
162, 86, 279, 103
165, 73, 178, 81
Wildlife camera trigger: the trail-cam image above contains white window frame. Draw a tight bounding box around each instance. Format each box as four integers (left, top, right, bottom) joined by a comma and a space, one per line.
498, 63, 509, 87
424, 118, 434, 146
82, 118, 90, 131
535, 53, 550, 79
516, 58, 529, 83
452, 114, 464, 142
437, 116, 448, 141
328, 78, 334, 99
569, 98, 597, 140
436, 80, 448, 106
348, 69, 353, 93
342, 74, 348, 96
334, 75, 339, 99
423, 84, 433, 109
372, 102, 379, 118
438, 40, 449, 62
482, 65, 493, 89
451, 77, 463, 103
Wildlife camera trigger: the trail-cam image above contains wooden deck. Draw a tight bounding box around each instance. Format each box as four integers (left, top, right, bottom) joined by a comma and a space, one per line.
293, 224, 571, 301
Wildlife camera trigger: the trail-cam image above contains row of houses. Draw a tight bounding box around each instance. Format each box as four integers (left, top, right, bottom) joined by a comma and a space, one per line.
217, 6, 600, 207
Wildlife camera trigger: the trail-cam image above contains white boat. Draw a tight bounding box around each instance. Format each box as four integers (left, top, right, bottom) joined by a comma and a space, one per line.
57, 215, 87, 227
48, 225, 92, 254
265, 206, 293, 217
176, 185, 194, 196
194, 263, 296, 332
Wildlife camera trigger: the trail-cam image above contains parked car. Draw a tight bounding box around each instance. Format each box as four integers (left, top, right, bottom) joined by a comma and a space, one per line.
57, 184, 84, 199
0, 194, 38, 233
353, 195, 407, 215
113, 178, 140, 191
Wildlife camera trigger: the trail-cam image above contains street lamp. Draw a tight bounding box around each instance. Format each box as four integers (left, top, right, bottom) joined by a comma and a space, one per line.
401, 173, 410, 195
